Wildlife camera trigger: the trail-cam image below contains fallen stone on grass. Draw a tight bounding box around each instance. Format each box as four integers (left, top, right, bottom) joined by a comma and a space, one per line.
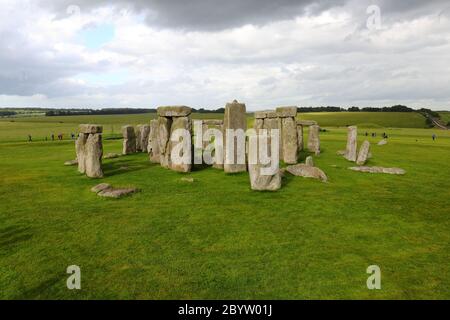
336, 150, 346, 156
64, 159, 78, 166
180, 177, 194, 183
286, 164, 328, 182
91, 183, 111, 193
378, 139, 388, 146
98, 188, 138, 198
348, 166, 406, 175
356, 140, 370, 165
104, 153, 121, 159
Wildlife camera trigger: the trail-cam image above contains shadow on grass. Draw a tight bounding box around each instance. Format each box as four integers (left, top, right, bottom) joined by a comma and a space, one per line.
102, 157, 153, 177
0, 225, 33, 248
14, 275, 62, 299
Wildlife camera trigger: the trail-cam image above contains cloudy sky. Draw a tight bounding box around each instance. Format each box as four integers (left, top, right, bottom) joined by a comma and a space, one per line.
1, 0, 449, 110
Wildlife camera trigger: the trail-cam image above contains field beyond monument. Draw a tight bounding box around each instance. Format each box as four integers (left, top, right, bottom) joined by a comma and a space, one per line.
0, 111, 449, 299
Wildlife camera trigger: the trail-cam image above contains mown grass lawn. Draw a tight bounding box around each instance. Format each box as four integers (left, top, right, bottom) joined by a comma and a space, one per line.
0, 114, 449, 299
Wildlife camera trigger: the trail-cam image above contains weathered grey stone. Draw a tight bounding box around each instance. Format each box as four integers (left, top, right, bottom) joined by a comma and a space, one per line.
349, 166, 406, 175
255, 110, 278, 119
224, 100, 247, 173
122, 125, 136, 155
307, 125, 320, 155
91, 183, 111, 193
305, 156, 314, 167
276, 106, 297, 118
356, 140, 370, 165
135, 125, 143, 152
281, 117, 298, 164
64, 159, 78, 166
286, 164, 328, 182
296, 123, 303, 151
98, 187, 138, 198
378, 139, 388, 146
79, 124, 103, 134
157, 106, 191, 117
84, 133, 103, 178
76, 133, 88, 173
148, 119, 160, 163
344, 126, 357, 162
201, 119, 224, 169
138, 124, 150, 152
249, 163, 281, 191
158, 117, 172, 168
170, 116, 192, 172
180, 177, 194, 183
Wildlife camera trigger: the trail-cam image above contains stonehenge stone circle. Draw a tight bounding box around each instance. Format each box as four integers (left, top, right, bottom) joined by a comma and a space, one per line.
76, 124, 103, 178
224, 100, 247, 173
344, 126, 358, 162
157, 106, 192, 172
276, 106, 298, 164
356, 140, 371, 165
122, 125, 137, 155
307, 125, 321, 155
147, 119, 160, 163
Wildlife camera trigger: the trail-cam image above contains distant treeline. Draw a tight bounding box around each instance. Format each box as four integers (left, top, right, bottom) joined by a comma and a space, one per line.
298, 105, 415, 113
0, 111, 17, 116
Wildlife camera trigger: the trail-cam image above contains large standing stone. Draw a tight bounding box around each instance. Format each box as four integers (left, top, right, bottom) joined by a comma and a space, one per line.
344, 126, 358, 162
122, 125, 137, 155
157, 106, 192, 172
147, 119, 160, 163
307, 125, 320, 155
224, 100, 247, 173
138, 124, 150, 153
356, 140, 370, 165
276, 106, 298, 164
75, 124, 103, 178
202, 119, 224, 169
248, 112, 281, 191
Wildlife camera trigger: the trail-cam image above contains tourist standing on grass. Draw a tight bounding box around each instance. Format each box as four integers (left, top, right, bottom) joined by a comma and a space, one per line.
51, 134, 54, 141
432, 134, 437, 141
28, 134, 32, 142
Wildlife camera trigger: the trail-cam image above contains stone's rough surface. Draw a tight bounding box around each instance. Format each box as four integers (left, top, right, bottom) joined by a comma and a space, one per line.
104, 153, 120, 159
79, 124, 103, 134
76, 133, 88, 173
224, 100, 247, 173
356, 140, 371, 165
296, 123, 303, 151
157, 106, 191, 117
276, 106, 297, 118
281, 117, 298, 164
65, 159, 78, 166
98, 188, 138, 198
378, 139, 388, 146
122, 125, 137, 154
139, 124, 151, 152
84, 133, 103, 178
286, 164, 328, 182
349, 166, 406, 175
307, 125, 321, 155
297, 120, 318, 126
203, 119, 224, 126
158, 116, 172, 168
249, 164, 282, 191
91, 183, 111, 193
344, 126, 358, 162
255, 110, 278, 119
305, 156, 314, 167
148, 119, 160, 163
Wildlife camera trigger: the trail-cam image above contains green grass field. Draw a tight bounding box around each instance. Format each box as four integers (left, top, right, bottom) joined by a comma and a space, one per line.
0, 112, 449, 299
439, 112, 450, 125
